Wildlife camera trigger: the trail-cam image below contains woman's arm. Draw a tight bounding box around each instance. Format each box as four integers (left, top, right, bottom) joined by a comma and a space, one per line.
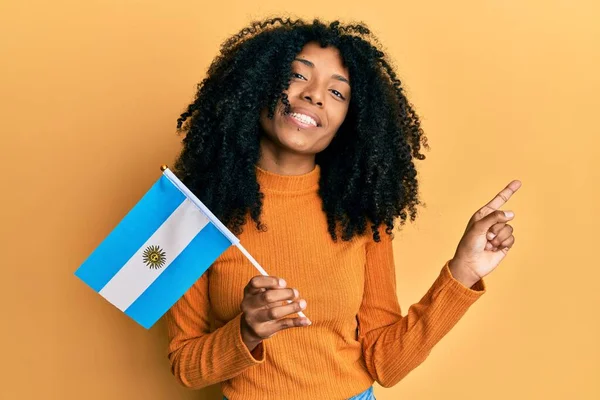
164, 270, 266, 389
357, 230, 485, 388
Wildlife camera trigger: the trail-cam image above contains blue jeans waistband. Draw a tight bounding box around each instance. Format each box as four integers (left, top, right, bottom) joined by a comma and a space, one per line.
222, 385, 375, 400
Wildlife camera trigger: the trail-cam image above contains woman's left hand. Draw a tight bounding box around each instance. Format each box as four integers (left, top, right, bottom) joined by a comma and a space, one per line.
449, 180, 522, 286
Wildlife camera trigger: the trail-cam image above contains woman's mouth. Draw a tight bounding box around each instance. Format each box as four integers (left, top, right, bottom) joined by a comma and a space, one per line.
284, 112, 320, 129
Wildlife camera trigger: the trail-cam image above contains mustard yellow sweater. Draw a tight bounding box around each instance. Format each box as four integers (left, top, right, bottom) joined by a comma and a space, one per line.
165, 164, 486, 399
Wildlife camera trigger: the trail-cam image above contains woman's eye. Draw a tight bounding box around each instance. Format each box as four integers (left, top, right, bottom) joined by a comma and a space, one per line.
331, 89, 345, 100
292, 73, 305, 80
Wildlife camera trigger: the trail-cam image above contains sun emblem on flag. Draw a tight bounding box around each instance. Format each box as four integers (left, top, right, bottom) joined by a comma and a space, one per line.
142, 245, 166, 269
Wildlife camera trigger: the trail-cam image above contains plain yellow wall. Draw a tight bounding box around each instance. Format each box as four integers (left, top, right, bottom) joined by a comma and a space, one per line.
1, 0, 598, 398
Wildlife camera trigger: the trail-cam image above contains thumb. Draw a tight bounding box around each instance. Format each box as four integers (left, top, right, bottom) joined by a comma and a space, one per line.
474, 209, 514, 235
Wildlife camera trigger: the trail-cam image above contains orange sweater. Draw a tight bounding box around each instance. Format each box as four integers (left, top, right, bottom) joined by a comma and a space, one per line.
164, 164, 486, 399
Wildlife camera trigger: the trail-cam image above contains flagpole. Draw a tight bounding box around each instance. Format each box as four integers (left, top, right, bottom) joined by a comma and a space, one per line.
160, 165, 307, 319
161, 164, 239, 245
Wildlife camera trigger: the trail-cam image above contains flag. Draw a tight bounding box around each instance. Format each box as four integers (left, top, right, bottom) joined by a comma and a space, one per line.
74, 166, 240, 329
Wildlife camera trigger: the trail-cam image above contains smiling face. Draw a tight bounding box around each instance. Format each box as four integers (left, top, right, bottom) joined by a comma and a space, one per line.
258, 41, 351, 164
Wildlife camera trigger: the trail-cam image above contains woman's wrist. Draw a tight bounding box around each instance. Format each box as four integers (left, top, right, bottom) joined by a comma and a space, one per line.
243, 335, 262, 352
448, 258, 481, 288
240, 316, 262, 352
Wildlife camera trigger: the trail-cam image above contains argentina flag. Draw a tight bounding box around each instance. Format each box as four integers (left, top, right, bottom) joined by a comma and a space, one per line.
74, 165, 240, 329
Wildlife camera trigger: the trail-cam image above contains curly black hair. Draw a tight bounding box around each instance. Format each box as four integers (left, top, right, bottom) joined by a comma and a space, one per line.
172, 17, 430, 243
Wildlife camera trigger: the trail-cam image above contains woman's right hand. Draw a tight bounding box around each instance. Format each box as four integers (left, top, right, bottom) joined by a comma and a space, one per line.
240, 275, 311, 352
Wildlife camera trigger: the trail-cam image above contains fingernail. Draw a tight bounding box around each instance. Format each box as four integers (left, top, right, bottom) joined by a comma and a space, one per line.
279, 279, 286, 287
299, 299, 307, 308
286, 300, 292, 304
293, 288, 299, 298
487, 232, 496, 239
504, 211, 514, 218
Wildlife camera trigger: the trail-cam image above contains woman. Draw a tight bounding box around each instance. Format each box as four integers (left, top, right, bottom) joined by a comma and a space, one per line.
164, 17, 520, 400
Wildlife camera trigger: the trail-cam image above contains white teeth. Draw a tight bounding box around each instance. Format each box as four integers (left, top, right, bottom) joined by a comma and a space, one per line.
290, 112, 317, 127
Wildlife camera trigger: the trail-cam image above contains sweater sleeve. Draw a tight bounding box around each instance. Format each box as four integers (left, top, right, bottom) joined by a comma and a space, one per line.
164, 270, 267, 389
357, 230, 486, 388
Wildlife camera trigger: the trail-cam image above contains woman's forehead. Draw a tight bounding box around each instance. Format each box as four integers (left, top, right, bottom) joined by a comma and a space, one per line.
294, 42, 350, 78
296, 41, 341, 59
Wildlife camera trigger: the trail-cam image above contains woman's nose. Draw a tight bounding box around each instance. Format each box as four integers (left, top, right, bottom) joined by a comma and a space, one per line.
300, 81, 325, 106
303, 94, 323, 106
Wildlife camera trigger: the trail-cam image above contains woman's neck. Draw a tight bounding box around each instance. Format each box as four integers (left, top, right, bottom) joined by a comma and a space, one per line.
256, 151, 316, 176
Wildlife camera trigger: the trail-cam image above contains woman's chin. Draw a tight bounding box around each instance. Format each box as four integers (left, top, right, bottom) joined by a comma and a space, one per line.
280, 136, 314, 153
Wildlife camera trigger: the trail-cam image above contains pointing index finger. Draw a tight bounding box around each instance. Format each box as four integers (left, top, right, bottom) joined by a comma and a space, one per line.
481, 180, 522, 213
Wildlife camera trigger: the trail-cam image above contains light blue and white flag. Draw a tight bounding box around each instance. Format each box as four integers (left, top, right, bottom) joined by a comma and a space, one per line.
75, 166, 245, 329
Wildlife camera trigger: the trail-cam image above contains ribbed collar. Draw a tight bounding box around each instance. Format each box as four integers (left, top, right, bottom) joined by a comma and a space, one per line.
255, 164, 320, 194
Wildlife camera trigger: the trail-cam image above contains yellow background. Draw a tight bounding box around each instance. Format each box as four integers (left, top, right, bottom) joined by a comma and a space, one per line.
1, 0, 598, 398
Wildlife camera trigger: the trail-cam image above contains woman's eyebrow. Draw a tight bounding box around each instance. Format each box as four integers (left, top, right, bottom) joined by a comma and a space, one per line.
293, 58, 350, 86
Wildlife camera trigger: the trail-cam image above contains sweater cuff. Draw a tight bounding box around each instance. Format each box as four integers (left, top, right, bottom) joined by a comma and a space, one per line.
441, 259, 486, 299
230, 313, 267, 365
